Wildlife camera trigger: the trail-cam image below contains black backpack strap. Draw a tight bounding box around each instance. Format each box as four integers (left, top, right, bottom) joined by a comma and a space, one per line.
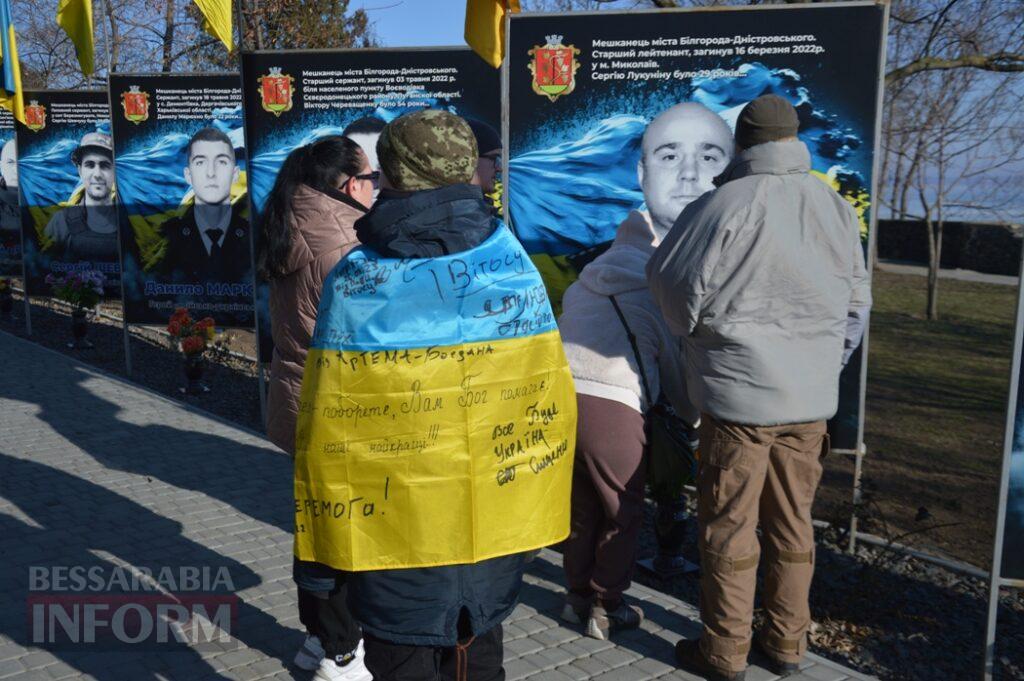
64, 205, 88, 235
609, 294, 654, 411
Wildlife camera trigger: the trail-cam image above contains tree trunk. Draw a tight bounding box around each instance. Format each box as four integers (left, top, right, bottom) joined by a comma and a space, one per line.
161, 0, 176, 72
926, 219, 942, 321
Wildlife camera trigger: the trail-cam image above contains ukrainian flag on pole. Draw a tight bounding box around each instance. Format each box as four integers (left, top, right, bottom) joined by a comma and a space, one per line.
56, 0, 94, 78
0, 0, 24, 124
465, 0, 520, 68
193, 0, 234, 52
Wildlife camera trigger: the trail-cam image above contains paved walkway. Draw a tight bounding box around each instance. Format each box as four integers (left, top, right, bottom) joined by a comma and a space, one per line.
876, 259, 1018, 286
0, 331, 875, 681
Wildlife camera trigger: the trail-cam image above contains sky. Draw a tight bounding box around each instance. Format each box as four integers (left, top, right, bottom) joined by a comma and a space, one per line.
351, 0, 469, 47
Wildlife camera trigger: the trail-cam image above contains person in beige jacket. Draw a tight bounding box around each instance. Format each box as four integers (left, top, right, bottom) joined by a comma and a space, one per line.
257, 134, 377, 681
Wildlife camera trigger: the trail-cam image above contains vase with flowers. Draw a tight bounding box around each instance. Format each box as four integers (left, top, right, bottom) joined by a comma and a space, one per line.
167, 308, 219, 395
46, 270, 105, 348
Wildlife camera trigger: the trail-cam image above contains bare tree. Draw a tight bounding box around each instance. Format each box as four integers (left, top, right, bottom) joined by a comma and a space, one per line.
12, 0, 375, 85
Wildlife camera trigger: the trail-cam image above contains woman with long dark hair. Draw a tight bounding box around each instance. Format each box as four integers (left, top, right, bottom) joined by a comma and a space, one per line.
259, 134, 376, 681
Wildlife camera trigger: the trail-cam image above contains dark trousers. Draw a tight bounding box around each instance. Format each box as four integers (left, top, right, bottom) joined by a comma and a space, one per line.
296, 581, 361, 659
562, 394, 647, 608
363, 621, 505, 681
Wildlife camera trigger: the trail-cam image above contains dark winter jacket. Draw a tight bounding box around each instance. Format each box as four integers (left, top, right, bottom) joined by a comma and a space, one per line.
346, 183, 531, 646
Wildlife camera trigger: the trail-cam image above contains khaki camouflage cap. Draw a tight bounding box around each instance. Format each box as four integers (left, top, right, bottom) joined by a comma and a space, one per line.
377, 109, 478, 191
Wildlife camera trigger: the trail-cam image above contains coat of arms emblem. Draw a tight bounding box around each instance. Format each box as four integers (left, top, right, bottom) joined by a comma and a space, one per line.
24, 100, 46, 132
121, 86, 150, 125
259, 67, 295, 117
528, 35, 581, 102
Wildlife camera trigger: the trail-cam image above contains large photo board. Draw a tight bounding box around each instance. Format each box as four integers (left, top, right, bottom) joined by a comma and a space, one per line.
1001, 308, 1024, 580
0, 110, 20, 277
16, 90, 120, 297
240, 47, 502, 360
507, 3, 886, 449
109, 73, 252, 326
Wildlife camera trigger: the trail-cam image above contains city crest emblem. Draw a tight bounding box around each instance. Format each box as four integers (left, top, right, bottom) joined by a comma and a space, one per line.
24, 100, 46, 132
121, 86, 150, 124
528, 35, 580, 102
258, 67, 295, 117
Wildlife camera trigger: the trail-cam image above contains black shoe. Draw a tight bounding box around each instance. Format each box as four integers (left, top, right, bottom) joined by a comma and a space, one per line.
674, 639, 746, 681
752, 636, 799, 677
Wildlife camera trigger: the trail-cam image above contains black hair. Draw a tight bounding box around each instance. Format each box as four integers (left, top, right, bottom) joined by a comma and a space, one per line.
258, 135, 366, 280
342, 116, 387, 136
465, 118, 501, 156
71, 146, 112, 166
187, 127, 235, 162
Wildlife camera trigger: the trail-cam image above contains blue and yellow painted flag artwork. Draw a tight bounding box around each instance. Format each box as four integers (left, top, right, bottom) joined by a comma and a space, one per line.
295, 224, 576, 571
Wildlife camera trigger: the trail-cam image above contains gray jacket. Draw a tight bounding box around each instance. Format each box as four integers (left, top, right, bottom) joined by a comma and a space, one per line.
647, 140, 871, 426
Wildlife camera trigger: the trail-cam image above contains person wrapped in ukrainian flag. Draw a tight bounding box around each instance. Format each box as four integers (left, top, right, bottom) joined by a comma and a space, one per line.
294, 109, 576, 679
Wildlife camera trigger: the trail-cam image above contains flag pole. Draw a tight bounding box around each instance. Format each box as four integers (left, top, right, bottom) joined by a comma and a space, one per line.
97, 0, 112, 78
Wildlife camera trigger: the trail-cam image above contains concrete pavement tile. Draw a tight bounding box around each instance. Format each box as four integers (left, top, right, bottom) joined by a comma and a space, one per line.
505, 656, 544, 681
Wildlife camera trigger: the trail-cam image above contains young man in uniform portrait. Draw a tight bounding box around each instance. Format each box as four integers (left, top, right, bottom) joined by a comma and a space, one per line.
43, 132, 119, 264
161, 127, 249, 283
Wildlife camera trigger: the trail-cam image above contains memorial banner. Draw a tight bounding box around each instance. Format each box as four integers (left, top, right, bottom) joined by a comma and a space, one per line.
0, 110, 20, 277
240, 47, 501, 360
507, 3, 886, 449
16, 90, 120, 297
1001, 306, 1024, 580
294, 226, 575, 570
109, 73, 252, 326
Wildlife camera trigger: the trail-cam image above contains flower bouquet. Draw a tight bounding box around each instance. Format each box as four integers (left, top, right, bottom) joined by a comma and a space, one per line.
167, 308, 225, 395
46, 270, 105, 348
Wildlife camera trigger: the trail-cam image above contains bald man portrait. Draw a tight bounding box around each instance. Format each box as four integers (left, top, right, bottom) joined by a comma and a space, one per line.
638, 102, 734, 237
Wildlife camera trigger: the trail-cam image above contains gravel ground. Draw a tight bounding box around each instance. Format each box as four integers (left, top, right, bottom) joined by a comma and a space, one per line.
2, 289, 1022, 680
1, 292, 262, 431
631, 499, 1024, 680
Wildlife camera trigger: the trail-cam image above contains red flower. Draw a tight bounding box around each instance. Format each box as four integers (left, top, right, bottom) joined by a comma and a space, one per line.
181, 336, 206, 356
167, 320, 182, 336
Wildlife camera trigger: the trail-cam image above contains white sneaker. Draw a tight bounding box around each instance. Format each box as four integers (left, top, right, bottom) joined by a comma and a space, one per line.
294, 634, 325, 671
314, 639, 371, 681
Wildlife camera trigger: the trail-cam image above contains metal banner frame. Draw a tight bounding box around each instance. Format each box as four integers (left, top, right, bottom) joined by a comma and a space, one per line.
983, 242, 1024, 681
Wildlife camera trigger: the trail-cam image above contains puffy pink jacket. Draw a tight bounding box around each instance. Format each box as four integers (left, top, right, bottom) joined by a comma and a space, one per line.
265, 184, 363, 454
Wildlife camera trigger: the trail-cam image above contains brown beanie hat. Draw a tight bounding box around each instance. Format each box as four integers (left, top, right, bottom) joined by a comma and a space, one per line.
376, 109, 478, 191
735, 94, 800, 149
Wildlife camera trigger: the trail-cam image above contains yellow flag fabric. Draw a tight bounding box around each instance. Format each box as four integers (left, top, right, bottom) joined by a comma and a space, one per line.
193, 0, 233, 52
295, 226, 576, 571
55, 0, 93, 77
0, 0, 24, 123
465, 0, 520, 68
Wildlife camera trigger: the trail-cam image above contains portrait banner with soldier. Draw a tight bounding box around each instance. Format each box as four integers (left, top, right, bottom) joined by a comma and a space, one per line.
109, 73, 253, 326
15, 90, 121, 298
506, 4, 886, 450
0, 110, 19, 277
240, 47, 501, 360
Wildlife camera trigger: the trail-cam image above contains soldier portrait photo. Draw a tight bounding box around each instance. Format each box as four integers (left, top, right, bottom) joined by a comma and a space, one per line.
159, 126, 249, 284
43, 132, 119, 265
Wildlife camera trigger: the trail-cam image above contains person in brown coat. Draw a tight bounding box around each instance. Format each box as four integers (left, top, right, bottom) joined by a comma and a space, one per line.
261, 136, 376, 455
257, 135, 377, 681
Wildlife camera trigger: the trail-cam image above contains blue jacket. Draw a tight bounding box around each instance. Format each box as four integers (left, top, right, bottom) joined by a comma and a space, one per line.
345, 183, 530, 646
